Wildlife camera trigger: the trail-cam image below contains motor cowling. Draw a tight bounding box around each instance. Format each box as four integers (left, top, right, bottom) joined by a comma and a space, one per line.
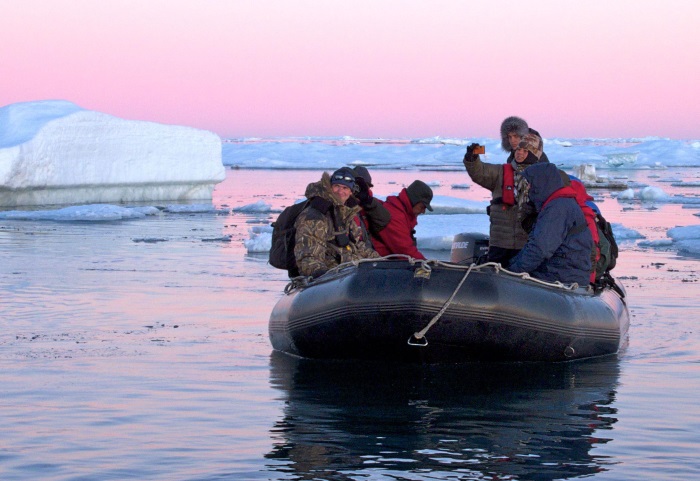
450, 232, 489, 265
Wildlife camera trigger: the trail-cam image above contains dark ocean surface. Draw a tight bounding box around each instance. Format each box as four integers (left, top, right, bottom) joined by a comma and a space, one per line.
1, 168, 699, 480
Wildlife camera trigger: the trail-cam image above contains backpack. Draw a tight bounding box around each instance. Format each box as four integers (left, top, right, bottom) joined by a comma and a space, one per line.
268, 197, 333, 278
269, 200, 311, 278
594, 213, 618, 281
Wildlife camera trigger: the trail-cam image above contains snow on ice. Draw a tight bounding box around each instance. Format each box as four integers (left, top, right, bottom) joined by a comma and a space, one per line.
1, 99, 700, 259
0, 100, 224, 207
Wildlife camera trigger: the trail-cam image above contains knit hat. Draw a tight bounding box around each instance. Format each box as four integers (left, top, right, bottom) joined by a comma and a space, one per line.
406, 180, 434, 211
352, 166, 373, 187
500, 116, 529, 152
517, 133, 544, 162
330, 167, 356, 190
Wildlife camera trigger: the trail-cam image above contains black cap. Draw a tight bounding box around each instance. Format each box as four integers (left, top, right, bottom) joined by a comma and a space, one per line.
406, 180, 433, 211
330, 167, 357, 190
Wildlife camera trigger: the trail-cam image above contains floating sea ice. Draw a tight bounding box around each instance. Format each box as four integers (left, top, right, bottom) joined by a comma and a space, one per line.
638, 239, 674, 247
232, 200, 275, 213
617, 189, 636, 200
426, 196, 488, 215
667, 225, 700, 257
616, 186, 670, 201
671, 181, 700, 187
603, 152, 638, 167
0, 100, 224, 207
612, 223, 645, 241
133, 237, 168, 243
129, 206, 161, 216
0, 204, 152, 221
675, 240, 700, 257
244, 225, 272, 253
668, 225, 700, 241
164, 204, 227, 214
639, 186, 670, 201
202, 235, 232, 243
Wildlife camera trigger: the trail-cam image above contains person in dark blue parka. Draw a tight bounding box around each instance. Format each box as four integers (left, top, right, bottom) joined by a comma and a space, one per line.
507, 163, 593, 286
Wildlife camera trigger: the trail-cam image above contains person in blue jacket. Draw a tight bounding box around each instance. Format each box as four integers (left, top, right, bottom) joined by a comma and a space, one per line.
507, 163, 593, 286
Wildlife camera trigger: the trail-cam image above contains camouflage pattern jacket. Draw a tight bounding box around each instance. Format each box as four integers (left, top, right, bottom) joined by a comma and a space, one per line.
294, 172, 379, 276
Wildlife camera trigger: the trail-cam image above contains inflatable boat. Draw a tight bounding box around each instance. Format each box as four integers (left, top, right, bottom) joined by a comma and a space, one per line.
269, 233, 629, 363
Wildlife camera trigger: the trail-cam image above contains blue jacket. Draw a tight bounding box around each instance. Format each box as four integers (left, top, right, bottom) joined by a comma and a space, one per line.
507, 163, 593, 286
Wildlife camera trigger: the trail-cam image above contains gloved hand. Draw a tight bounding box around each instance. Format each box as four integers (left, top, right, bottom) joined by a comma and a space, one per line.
463, 143, 481, 165
355, 177, 372, 206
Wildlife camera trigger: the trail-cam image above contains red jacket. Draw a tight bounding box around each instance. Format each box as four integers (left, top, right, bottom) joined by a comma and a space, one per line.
371, 189, 425, 260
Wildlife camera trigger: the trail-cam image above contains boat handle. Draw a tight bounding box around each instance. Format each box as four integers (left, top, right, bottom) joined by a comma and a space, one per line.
407, 334, 428, 347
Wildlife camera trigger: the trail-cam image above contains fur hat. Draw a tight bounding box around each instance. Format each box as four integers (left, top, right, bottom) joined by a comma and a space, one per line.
500, 116, 529, 152
406, 180, 434, 211
330, 167, 356, 190
517, 133, 544, 162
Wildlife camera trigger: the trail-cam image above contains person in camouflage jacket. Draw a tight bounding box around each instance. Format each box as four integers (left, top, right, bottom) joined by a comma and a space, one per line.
294, 169, 379, 278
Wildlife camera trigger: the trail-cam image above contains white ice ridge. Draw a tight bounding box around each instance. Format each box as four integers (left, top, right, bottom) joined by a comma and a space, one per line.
0, 100, 225, 207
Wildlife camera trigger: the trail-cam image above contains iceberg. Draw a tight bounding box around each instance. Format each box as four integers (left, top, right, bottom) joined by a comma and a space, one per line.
0, 100, 225, 207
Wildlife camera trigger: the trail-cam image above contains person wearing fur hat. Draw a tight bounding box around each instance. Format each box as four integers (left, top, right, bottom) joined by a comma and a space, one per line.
294, 168, 379, 278
462, 116, 549, 265
371, 180, 433, 260
499, 116, 550, 163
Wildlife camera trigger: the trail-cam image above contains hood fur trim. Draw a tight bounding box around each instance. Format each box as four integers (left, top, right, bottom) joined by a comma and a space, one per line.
500, 116, 529, 152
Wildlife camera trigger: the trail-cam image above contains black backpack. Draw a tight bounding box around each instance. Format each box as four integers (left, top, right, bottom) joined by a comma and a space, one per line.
268, 197, 333, 278
594, 213, 618, 281
269, 200, 310, 278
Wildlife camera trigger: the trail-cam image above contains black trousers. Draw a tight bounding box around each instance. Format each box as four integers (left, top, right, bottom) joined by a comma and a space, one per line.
487, 246, 520, 266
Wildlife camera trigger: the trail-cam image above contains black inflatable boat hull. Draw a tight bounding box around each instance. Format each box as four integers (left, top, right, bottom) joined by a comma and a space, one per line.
269, 260, 629, 362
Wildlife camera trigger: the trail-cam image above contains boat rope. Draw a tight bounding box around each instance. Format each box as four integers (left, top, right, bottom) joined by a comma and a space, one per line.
408, 262, 476, 347
361, 257, 580, 291
282, 256, 581, 294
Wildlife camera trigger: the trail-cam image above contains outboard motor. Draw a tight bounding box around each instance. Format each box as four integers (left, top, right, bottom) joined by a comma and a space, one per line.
450, 232, 489, 265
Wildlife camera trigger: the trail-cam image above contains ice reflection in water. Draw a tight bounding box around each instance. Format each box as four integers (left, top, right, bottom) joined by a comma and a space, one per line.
0, 168, 699, 480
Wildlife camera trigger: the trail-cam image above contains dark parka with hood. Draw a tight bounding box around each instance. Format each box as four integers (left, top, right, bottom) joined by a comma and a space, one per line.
507, 163, 593, 286
294, 172, 379, 277
464, 116, 549, 251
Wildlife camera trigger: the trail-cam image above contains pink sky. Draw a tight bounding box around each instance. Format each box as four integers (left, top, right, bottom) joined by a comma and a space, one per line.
2, 0, 699, 139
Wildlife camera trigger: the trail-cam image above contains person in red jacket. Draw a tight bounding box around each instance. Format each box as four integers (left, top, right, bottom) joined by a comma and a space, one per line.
371, 180, 433, 260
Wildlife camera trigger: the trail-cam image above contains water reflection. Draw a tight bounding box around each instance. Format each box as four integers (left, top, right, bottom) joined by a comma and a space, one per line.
266, 352, 621, 480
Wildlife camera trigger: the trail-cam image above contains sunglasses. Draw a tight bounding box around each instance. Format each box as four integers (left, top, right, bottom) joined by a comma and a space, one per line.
332, 174, 355, 183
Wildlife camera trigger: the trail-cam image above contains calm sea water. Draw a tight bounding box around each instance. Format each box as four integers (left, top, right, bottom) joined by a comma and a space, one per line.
1, 168, 699, 480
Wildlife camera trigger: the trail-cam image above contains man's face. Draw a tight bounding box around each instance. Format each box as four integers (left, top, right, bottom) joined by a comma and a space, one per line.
508, 132, 522, 151
332, 184, 352, 203
412, 202, 427, 216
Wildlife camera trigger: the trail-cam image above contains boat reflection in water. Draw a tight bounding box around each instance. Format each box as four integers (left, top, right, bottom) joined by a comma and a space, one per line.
266, 352, 621, 480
